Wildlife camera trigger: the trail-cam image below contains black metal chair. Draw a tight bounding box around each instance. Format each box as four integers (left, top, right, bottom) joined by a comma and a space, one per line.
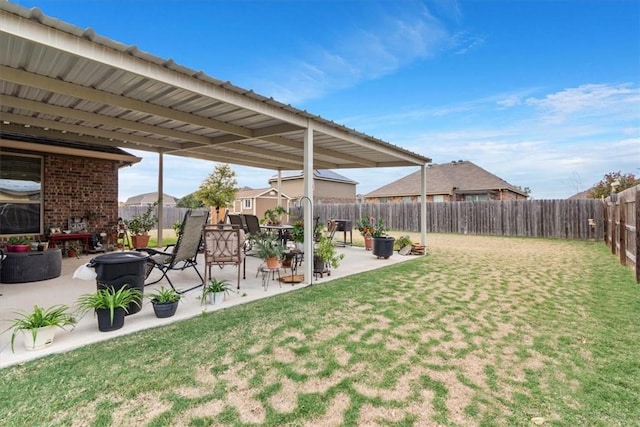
137, 209, 209, 293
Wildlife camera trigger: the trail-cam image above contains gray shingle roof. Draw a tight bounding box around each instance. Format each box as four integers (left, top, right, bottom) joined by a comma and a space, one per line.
365, 161, 528, 197
125, 192, 178, 206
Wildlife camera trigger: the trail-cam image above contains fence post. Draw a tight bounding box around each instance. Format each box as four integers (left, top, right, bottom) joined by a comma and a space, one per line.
619, 193, 626, 266
636, 188, 640, 284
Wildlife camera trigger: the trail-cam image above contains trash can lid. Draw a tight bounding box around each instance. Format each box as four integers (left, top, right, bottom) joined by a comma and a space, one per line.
89, 251, 149, 265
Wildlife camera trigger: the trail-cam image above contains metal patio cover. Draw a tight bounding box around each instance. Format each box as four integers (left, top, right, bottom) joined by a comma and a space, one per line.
0, 3, 431, 171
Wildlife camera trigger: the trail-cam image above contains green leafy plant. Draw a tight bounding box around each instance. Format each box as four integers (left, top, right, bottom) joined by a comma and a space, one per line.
147, 286, 181, 304
172, 220, 184, 236
370, 217, 387, 238
202, 278, 232, 304
355, 217, 374, 236
254, 232, 286, 260
4, 305, 76, 352
195, 163, 238, 223
314, 232, 344, 269
125, 203, 158, 235
263, 205, 289, 225
394, 235, 412, 250
291, 220, 304, 243
7, 236, 30, 245
76, 286, 142, 325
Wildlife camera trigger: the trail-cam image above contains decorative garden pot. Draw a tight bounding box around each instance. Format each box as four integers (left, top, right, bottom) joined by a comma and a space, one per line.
23, 326, 57, 351
265, 256, 279, 269
7, 244, 30, 253
372, 237, 395, 259
152, 301, 179, 318
131, 235, 150, 249
364, 236, 373, 251
96, 307, 126, 332
207, 292, 225, 305
313, 255, 326, 273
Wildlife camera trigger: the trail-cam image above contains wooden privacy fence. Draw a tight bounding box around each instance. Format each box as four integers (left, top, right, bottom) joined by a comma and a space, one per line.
604, 185, 639, 283
118, 206, 208, 230
304, 199, 604, 240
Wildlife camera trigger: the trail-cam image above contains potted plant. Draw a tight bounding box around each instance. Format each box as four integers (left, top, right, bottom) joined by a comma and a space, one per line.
4, 304, 76, 352
202, 278, 232, 305
6, 236, 31, 253
355, 217, 374, 251
291, 220, 305, 252
147, 286, 181, 318
76, 286, 142, 332
125, 202, 158, 248
314, 231, 344, 275
394, 235, 413, 255
370, 217, 395, 259
254, 232, 286, 269
263, 205, 289, 225
66, 241, 80, 258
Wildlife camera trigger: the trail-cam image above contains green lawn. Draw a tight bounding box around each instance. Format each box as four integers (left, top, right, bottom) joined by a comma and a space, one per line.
1, 235, 638, 426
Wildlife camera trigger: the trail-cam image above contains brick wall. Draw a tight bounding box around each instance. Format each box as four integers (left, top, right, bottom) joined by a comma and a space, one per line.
43, 154, 119, 233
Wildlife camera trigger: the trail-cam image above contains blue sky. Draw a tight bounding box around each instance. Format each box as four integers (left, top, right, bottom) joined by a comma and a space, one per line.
13, 0, 640, 201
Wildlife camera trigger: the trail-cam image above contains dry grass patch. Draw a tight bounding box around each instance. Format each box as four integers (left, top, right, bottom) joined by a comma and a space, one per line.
1, 234, 639, 426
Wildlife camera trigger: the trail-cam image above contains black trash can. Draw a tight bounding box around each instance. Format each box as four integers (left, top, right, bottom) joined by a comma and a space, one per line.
89, 252, 149, 315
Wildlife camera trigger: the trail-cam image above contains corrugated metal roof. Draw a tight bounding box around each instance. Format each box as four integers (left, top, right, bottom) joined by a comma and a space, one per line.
0, 3, 431, 172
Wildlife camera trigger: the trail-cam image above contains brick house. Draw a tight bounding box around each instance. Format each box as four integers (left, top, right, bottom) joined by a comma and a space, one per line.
364, 160, 528, 203
0, 134, 140, 237
268, 169, 357, 204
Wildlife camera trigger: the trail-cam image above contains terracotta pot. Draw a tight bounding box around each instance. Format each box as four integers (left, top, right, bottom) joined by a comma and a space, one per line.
265, 256, 279, 269
364, 236, 373, 251
131, 234, 150, 249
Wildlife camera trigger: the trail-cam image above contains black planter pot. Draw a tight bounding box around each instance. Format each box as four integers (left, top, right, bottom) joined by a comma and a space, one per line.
372, 237, 395, 259
313, 255, 326, 273
152, 301, 179, 318
96, 307, 126, 332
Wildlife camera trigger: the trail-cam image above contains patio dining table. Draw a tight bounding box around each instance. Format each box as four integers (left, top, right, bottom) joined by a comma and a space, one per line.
260, 224, 294, 245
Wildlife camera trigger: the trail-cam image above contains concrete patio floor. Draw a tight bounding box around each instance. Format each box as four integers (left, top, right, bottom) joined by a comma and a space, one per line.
0, 245, 416, 369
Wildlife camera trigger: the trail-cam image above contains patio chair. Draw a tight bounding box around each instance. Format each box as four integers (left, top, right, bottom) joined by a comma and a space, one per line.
203, 224, 246, 290
242, 214, 261, 235
227, 214, 248, 233
137, 209, 209, 293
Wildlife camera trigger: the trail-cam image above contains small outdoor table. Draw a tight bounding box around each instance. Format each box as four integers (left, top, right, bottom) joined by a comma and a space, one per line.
48, 232, 91, 254
260, 266, 281, 291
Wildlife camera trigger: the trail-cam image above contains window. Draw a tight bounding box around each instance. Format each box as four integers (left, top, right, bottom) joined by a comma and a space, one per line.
379, 197, 388, 204
433, 195, 444, 203
243, 199, 252, 209
464, 194, 489, 201
402, 196, 413, 203
0, 153, 43, 235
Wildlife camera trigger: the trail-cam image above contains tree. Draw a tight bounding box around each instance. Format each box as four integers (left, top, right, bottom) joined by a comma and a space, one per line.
589, 171, 639, 199
176, 193, 204, 209
195, 164, 238, 223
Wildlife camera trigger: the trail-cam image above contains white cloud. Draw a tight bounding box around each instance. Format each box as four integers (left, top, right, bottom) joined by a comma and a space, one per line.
525, 83, 640, 123
250, 3, 458, 104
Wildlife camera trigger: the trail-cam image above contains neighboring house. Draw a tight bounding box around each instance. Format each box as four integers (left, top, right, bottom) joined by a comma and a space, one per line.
364, 160, 528, 203
568, 189, 594, 200
268, 169, 357, 204
0, 133, 140, 236
231, 187, 293, 222
124, 192, 178, 207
